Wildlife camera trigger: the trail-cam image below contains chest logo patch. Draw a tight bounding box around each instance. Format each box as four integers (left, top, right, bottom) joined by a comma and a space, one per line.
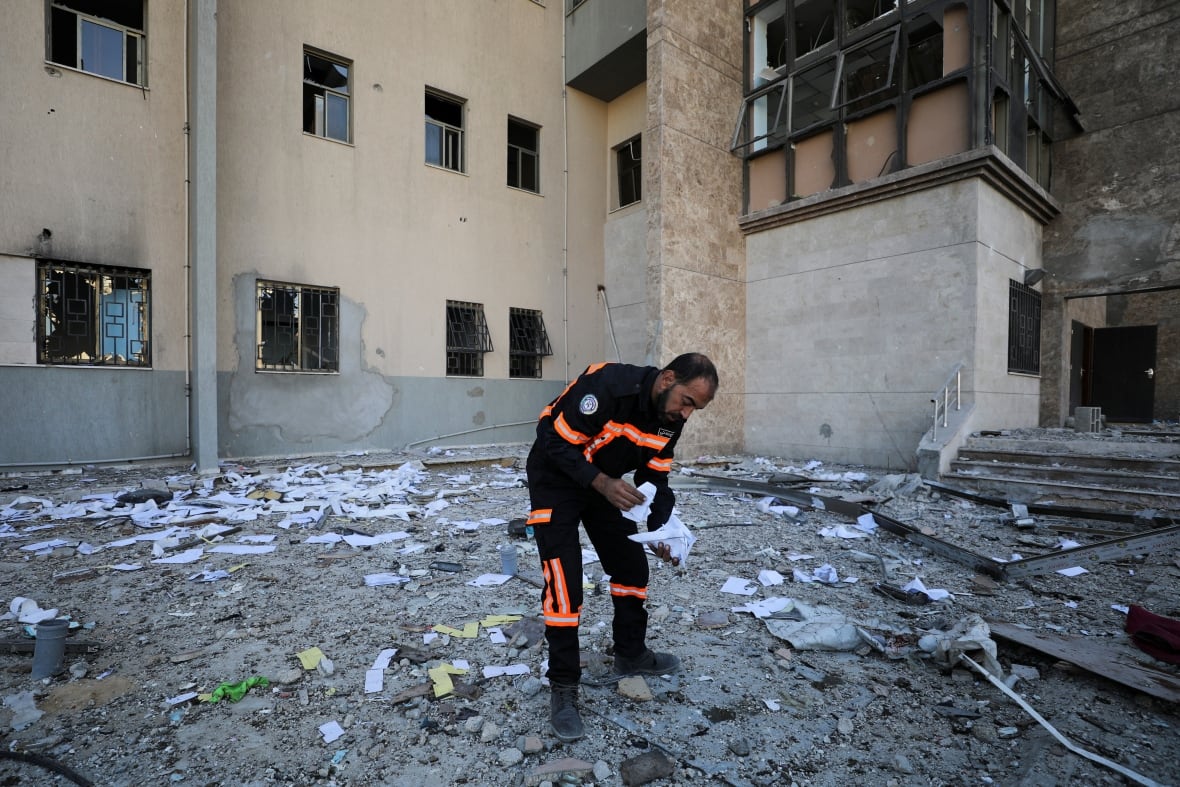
579, 394, 599, 415
658, 428, 675, 438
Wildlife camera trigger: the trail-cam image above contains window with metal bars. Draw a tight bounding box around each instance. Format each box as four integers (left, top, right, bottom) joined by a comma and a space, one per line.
48, 1, 145, 86
1008, 279, 1041, 375
508, 308, 552, 379
256, 280, 339, 372
446, 300, 493, 377
37, 259, 151, 366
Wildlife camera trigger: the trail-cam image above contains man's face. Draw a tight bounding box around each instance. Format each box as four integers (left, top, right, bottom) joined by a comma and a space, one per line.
655, 374, 715, 426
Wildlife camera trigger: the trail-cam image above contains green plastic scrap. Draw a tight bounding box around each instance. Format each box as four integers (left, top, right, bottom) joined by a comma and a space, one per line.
205, 676, 270, 703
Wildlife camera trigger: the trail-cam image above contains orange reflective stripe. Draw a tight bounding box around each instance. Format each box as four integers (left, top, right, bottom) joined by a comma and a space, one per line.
527, 508, 552, 526
544, 613, 580, 627
553, 412, 591, 445
610, 582, 648, 600
542, 558, 572, 617
647, 457, 673, 472
583, 421, 670, 462
538, 362, 611, 421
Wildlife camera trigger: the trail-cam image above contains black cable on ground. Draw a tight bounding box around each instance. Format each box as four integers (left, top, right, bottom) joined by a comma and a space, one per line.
0, 749, 96, 786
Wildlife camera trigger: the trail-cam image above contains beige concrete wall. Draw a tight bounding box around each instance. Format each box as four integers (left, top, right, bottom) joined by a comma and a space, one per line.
603, 84, 648, 365
0, 257, 35, 365
0, 1, 188, 373
216, 0, 575, 380
647, 0, 746, 455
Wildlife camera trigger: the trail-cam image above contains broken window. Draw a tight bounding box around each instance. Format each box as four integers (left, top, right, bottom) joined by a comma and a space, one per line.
834, 27, 900, 112
615, 135, 642, 208
1008, 279, 1041, 375
791, 56, 838, 133
37, 259, 150, 366
508, 308, 553, 379
748, 1, 788, 86
256, 280, 339, 373
303, 49, 351, 143
793, 0, 836, 61
426, 90, 465, 172
507, 118, 540, 193
48, 0, 145, 85
446, 301, 493, 377
732, 81, 789, 156
844, 0, 899, 34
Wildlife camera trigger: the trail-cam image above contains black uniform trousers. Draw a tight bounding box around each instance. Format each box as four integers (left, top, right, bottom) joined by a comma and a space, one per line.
529, 479, 651, 686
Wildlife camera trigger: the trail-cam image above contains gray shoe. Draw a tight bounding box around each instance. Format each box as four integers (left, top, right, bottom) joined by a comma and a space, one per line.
549, 682, 585, 741
613, 648, 681, 676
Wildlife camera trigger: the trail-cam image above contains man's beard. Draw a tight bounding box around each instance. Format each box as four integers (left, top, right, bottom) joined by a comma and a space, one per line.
656, 387, 685, 426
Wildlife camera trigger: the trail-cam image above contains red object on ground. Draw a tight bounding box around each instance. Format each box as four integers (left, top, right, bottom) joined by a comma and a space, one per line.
1125, 605, 1180, 665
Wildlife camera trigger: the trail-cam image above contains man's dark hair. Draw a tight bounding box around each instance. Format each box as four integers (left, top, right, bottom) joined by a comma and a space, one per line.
662, 353, 719, 391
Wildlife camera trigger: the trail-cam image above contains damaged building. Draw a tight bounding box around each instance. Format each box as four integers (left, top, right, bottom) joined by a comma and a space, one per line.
0, 0, 1177, 472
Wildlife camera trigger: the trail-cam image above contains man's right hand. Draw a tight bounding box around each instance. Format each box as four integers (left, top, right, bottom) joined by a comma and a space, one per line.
591, 473, 645, 511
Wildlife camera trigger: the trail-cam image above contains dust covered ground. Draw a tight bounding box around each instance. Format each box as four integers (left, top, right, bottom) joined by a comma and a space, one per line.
0, 439, 1177, 787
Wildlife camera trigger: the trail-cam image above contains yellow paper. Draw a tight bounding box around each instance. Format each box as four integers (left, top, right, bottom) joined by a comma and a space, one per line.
433, 622, 479, 638
480, 614, 522, 627
297, 646, 324, 670
427, 663, 467, 697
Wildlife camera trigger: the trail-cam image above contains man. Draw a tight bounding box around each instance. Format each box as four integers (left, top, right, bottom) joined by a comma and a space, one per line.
525, 352, 719, 741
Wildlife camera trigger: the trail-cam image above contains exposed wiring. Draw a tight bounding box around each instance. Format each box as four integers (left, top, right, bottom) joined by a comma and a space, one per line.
959, 654, 1164, 787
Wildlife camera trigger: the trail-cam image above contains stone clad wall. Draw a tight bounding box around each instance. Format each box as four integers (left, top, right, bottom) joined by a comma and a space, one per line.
646, 0, 746, 454
1040, 0, 1180, 424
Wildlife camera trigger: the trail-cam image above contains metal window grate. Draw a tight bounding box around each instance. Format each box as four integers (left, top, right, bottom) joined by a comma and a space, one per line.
37, 260, 151, 366
256, 280, 340, 372
446, 301, 492, 377
509, 307, 552, 379
1008, 279, 1041, 374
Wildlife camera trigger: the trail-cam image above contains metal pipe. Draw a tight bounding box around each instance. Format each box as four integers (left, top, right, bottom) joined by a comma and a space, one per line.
404, 420, 535, 449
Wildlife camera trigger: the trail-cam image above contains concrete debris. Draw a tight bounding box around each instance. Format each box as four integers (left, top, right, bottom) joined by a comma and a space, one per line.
0, 439, 1176, 786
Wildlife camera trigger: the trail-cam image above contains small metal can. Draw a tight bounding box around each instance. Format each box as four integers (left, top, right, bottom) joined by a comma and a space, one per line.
499, 544, 518, 576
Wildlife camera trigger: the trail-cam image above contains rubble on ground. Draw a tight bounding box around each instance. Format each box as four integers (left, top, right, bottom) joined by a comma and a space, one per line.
0, 438, 1177, 786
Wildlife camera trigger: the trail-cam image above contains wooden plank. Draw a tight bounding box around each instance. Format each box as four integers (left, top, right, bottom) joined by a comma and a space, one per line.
987, 620, 1180, 703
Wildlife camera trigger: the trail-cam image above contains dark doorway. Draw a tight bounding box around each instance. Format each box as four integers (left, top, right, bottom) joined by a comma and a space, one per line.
1090, 325, 1157, 422
1068, 320, 1092, 412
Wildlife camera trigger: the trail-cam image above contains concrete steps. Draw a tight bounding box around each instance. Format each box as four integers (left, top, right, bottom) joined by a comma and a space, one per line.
939, 430, 1180, 512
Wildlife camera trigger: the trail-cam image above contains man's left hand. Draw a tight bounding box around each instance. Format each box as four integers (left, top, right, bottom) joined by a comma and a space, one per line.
648, 542, 680, 567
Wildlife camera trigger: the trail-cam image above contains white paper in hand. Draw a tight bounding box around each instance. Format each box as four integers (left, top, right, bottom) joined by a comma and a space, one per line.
627, 511, 696, 565
621, 482, 657, 524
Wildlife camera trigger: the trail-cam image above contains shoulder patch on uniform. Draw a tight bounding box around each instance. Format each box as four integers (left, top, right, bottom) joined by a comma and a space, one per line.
579, 394, 599, 415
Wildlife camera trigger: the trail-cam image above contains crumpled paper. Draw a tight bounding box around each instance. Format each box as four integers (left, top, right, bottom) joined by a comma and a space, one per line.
919, 614, 1004, 677
628, 512, 696, 565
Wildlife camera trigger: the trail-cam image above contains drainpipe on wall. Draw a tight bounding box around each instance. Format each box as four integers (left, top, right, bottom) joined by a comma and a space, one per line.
561, 12, 570, 384
188, 0, 219, 472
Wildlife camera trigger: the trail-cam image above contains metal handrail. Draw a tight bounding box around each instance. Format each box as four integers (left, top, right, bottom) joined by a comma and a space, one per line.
930, 363, 964, 440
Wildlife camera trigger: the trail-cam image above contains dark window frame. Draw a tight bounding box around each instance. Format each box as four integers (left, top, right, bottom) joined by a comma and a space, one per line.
256, 279, 340, 373
446, 300, 493, 377
508, 307, 553, 379
36, 259, 151, 367
615, 135, 643, 208
426, 90, 466, 173
507, 117, 541, 193
303, 47, 352, 143
47, 0, 146, 86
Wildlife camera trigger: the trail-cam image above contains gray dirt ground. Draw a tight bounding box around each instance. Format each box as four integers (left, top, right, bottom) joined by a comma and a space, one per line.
1, 437, 1177, 787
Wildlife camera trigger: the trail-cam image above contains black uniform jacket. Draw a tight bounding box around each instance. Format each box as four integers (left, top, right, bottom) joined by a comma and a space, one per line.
528, 362, 681, 529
